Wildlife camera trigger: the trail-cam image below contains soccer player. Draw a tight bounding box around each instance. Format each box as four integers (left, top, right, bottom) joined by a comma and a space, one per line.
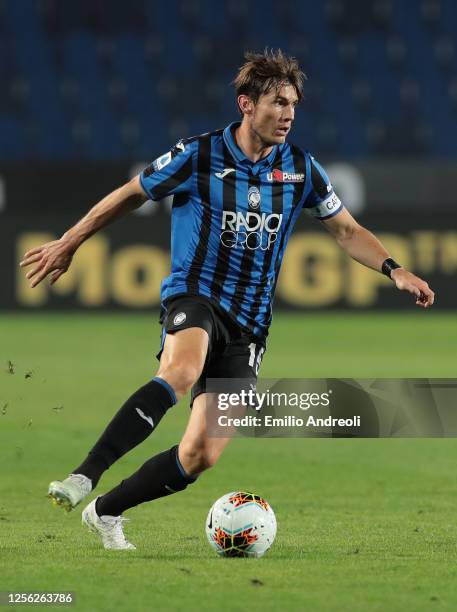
20, 50, 434, 550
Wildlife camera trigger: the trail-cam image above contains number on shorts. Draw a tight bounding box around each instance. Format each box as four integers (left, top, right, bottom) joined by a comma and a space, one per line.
248, 343, 265, 375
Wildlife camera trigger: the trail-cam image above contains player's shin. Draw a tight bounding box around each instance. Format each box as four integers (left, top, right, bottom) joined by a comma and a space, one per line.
95, 445, 197, 517
73, 378, 176, 486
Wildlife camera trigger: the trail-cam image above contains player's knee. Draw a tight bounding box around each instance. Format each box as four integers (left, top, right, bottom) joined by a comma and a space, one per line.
158, 361, 200, 398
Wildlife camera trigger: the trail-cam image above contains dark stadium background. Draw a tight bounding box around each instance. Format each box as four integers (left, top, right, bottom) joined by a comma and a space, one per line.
1, 2, 457, 611
0, 0, 455, 311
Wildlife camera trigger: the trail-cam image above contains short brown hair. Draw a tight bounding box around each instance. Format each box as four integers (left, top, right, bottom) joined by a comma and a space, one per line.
233, 48, 306, 113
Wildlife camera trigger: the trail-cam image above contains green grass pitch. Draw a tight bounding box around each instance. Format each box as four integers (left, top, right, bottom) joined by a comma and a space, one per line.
1, 311, 457, 611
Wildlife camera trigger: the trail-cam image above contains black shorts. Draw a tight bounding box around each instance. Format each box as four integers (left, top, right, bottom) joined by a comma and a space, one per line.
156, 294, 266, 405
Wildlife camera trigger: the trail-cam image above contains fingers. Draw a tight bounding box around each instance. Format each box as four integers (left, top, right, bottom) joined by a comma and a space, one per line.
23, 258, 51, 288
19, 252, 43, 268
50, 269, 65, 285
416, 288, 435, 308
418, 281, 434, 307
25, 261, 65, 288
20, 245, 45, 267
19, 241, 72, 288
29, 265, 52, 288
22, 246, 44, 258
398, 273, 435, 308
25, 263, 44, 281
412, 284, 434, 308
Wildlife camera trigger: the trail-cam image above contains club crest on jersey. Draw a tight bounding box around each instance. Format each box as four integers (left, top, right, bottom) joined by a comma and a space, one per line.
248, 186, 261, 209
267, 169, 305, 183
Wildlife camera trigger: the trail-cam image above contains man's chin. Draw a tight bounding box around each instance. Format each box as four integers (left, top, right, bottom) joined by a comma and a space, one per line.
265, 134, 287, 145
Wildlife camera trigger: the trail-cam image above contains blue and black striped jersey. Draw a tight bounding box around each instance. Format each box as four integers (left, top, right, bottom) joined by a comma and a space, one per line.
140, 121, 343, 340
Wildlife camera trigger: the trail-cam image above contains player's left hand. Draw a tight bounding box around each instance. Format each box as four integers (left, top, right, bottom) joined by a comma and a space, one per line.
390, 269, 435, 308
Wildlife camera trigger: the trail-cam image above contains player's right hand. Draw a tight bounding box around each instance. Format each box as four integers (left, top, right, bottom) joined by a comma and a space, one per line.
390, 268, 435, 308
19, 239, 74, 288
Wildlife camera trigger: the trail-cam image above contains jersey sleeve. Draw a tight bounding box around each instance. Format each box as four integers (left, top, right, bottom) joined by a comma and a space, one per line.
139, 139, 194, 200
303, 155, 344, 220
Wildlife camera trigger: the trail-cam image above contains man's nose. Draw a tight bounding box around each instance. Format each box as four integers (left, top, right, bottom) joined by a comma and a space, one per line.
283, 105, 295, 121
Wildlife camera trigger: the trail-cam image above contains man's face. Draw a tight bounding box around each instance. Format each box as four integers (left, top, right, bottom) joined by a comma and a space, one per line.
245, 83, 298, 145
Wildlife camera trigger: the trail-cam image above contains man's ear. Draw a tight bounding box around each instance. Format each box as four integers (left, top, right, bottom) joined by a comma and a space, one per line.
237, 94, 255, 116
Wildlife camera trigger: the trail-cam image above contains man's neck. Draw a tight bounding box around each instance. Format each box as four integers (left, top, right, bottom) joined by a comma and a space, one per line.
234, 121, 274, 163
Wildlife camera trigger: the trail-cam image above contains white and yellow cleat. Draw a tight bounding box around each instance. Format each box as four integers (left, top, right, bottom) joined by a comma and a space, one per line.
48, 473, 92, 512
82, 498, 136, 550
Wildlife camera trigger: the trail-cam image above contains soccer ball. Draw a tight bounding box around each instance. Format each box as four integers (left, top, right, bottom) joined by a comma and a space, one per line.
205, 491, 277, 558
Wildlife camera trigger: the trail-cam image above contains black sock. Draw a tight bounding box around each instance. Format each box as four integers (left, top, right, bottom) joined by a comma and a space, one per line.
95, 445, 196, 517
73, 378, 176, 487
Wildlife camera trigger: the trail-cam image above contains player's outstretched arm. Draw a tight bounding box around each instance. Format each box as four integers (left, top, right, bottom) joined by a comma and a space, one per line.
322, 208, 435, 308
20, 175, 147, 288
